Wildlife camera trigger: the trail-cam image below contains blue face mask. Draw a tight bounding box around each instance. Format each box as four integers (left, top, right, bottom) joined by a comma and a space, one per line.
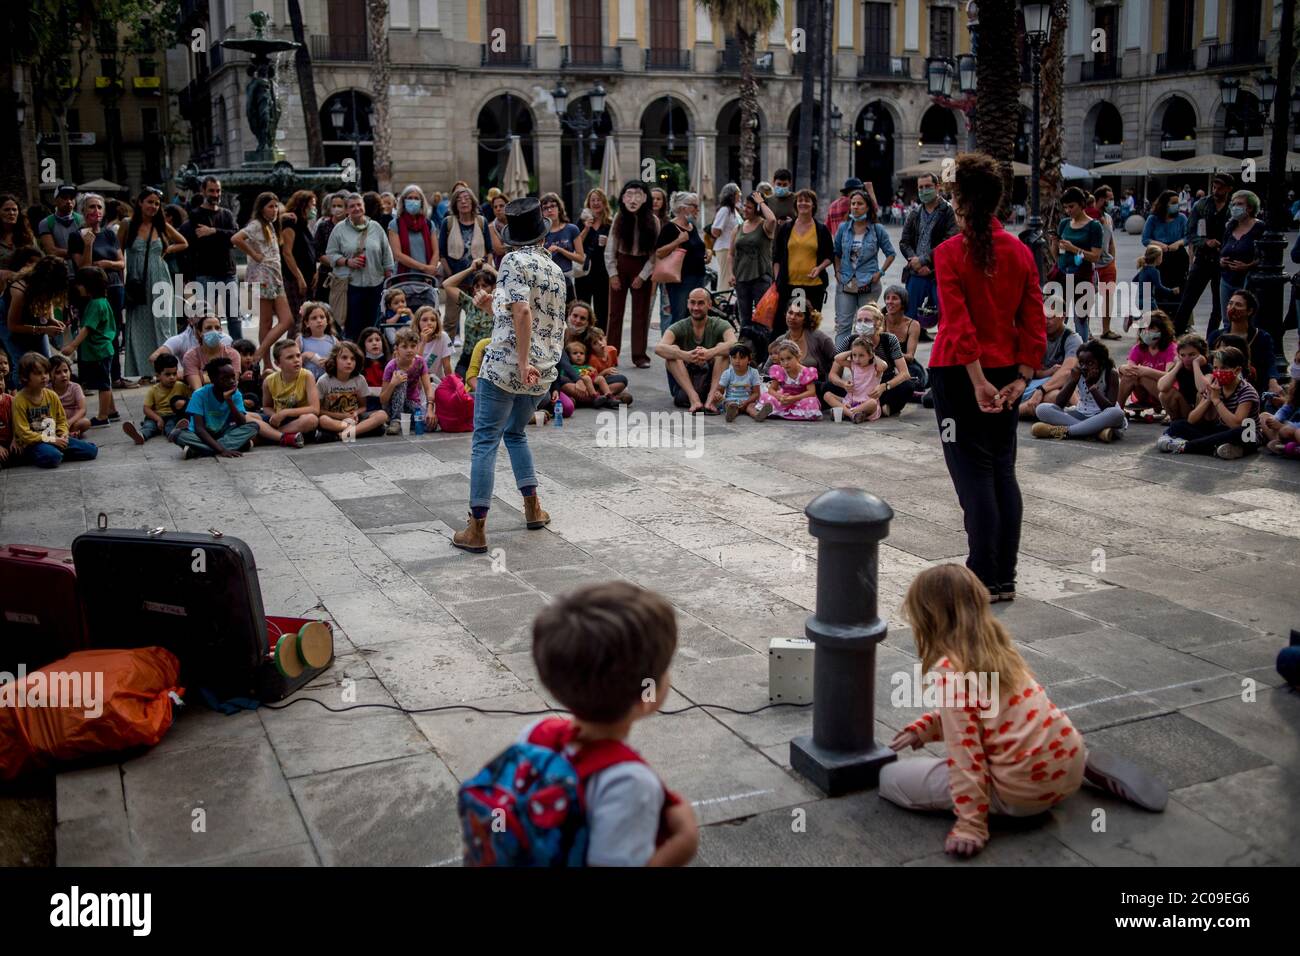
404, 199, 422, 216
202, 330, 223, 348
850, 212, 869, 222
774, 186, 790, 198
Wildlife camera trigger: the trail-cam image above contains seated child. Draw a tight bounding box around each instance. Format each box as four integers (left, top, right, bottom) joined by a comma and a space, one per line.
1032, 339, 1127, 442
48, 354, 90, 436
0, 353, 13, 467
501, 581, 698, 866
123, 352, 191, 444
1118, 309, 1177, 422
826, 336, 887, 424
708, 342, 763, 422
261, 340, 321, 441
882, 564, 1165, 858
1155, 332, 1209, 424
175, 356, 268, 459
11, 352, 98, 468
231, 338, 263, 413
415, 305, 454, 384
60, 265, 118, 426
380, 327, 435, 435
381, 287, 414, 344
563, 338, 615, 409
315, 340, 389, 441
753, 339, 822, 421
358, 326, 391, 413
1261, 348, 1300, 457
1157, 345, 1259, 459
587, 327, 631, 403
296, 301, 341, 380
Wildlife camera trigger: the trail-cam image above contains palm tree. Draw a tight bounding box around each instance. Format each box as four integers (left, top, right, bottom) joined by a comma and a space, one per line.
288, 0, 325, 167
1038, 0, 1068, 247
972, 0, 1019, 219
366, 0, 392, 191
697, 0, 780, 192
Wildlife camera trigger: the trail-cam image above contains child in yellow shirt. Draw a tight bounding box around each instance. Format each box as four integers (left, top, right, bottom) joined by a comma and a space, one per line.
11, 353, 98, 468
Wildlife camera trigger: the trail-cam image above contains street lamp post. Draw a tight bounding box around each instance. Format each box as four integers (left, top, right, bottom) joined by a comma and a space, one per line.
1019, 0, 1054, 282
551, 82, 606, 214
829, 104, 856, 181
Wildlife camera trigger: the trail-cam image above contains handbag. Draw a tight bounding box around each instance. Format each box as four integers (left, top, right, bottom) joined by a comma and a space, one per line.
652, 248, 685, 285
752, 282, 778, 330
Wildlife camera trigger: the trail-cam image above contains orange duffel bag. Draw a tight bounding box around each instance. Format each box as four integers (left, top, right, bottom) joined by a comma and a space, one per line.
0, 647, 183, 780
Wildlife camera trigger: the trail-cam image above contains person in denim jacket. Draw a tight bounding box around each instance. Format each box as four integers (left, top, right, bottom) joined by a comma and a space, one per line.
831, 190, 895, 351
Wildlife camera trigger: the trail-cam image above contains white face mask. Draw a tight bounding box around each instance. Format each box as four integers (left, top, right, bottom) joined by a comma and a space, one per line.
854, 322, 875, 337
1290, 363, 1300, 381
1139, 330, 1160, 345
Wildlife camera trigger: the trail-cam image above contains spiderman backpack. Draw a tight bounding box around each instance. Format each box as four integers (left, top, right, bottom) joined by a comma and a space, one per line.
458, 717, 657, 866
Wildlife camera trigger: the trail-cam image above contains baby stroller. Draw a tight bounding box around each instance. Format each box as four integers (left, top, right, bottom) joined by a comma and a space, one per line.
380, 272, 440, 344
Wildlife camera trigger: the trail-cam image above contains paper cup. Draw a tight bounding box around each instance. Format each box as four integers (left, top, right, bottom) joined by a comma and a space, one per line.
832, 406, 844, 423
400, 413, 411, 435
534, 411, 546, 426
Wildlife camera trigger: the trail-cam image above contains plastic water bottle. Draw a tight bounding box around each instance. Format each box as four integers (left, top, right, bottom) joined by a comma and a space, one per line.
411, 404, 425, 436
553, 398, 564, 427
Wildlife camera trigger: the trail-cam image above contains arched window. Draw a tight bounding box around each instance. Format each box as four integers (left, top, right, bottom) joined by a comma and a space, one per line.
477, 93, 536, 196
320, 90, 375, 191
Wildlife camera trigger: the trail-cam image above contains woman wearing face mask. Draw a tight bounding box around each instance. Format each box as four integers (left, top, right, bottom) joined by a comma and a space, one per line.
772, 189, 833, 339
831, 190, 895, 351
279, 190, 319, 326
1117, 309, 1177, 419
181, 313, 244, 392
606, 181, 660, 368
655, 191, 709, 329
1216, 190, 1265, 316
830, 304, 915, 415
1141, 190, 1189, 300
388, 185, 441, 278
68, 193, 126, 386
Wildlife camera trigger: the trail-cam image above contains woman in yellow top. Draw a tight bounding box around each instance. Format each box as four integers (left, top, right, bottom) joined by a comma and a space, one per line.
772, 188, 833, 338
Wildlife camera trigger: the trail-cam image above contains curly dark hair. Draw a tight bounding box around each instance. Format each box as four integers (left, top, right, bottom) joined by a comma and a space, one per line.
951, 152, 1003, 275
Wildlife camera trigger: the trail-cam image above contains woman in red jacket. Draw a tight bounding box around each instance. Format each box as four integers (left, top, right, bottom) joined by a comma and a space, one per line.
929, 153, 1046, 602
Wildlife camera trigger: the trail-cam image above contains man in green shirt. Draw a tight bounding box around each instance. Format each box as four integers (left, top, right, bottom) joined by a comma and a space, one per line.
654, 287, 736, 413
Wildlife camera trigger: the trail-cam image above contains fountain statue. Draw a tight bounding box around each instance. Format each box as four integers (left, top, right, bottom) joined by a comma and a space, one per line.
175, 12, 346, 217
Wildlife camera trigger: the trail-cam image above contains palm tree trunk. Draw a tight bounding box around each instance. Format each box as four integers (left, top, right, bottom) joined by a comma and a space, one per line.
1038, 0, 1068, 247
366, 0, 392, 191
738, 28, 758, 192
818, 0, 833, 196
973, 0, 1017, 219
795, 0, 818, 186
288, 0, 325, 167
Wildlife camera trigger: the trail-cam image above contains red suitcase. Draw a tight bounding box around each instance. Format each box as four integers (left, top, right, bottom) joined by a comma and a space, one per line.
0, 544, 88, 673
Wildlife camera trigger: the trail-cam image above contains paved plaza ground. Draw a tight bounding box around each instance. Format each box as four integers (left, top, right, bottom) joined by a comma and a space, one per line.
3, 225, 1299, 867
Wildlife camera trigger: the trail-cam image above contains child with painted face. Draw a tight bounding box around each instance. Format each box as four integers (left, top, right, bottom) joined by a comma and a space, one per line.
1158, 345, 1259, 458
315, 340, 389, 441
752, 339, 821, 421
826, 336, 888, 423
1032, 339, 1126, 442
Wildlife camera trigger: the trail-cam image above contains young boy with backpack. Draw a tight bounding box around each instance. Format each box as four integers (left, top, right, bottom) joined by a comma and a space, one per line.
459, 582, 699, 866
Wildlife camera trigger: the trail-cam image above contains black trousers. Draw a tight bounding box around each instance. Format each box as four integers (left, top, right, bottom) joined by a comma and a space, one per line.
929, 364, 1023, 592
1173, 261, 1221, 336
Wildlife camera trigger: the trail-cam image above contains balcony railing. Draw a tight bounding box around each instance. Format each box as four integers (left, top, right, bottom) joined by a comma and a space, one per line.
1080, 58, 1120, 81
1207, 42, 1265, 67
645, 48, 691, 71
561, 45, 623, 71
719, 47, 774, 74
1155, 50, 1196, 74
310, 34, 370, 62
481, 44, 533, 67
857, 53, 910, 78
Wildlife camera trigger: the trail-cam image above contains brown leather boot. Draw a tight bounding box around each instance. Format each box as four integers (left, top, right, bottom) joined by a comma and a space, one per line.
522, 495, 550, 530
452, 513, 488, 553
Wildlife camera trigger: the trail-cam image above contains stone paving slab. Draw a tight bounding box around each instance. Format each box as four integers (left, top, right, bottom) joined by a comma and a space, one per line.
15, 273, 1298, 866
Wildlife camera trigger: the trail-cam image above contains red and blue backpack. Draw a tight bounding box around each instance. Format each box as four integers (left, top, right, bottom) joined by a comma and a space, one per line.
458, 717, 675, 867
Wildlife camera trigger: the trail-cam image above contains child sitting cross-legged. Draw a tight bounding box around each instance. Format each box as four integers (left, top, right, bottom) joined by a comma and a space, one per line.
825, 335, 888, 424
880, 564, 1167, 858
260, 339, 320, 444
123, 352, 191, 445
461, 582, 698, 867
1157, 345, 1259, 459
1118, 309, 1177, 424
11, 352, 98, 468
563, 337, 616, 409
380, 326, 435, 434
315, 341, 389, 442
1031, 339, 1126, 442
752, 338, 822, 421
47, 354, 91, 437
176, 356, 262, 459
707, 342, 763, 422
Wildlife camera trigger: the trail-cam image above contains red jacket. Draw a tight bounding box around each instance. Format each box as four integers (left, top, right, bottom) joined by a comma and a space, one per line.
929, 218, 1046, 371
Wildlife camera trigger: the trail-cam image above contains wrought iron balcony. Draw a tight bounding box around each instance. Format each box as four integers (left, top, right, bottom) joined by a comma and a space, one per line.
481, 43, 533, 68
1080, 58, 1120, 81
561, 45, 623, 71
858, 53, 910, 78
645, 48, 691, 71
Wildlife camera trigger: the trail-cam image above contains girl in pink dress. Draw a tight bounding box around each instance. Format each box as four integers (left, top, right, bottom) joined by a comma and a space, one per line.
826, 336, 886, 423
755, 339, 823, 421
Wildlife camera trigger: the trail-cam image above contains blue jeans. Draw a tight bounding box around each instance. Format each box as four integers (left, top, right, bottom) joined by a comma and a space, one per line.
23, 437, 98, 468
175, 421, 259, 457
469, 377, 539, 510
141, 414, 182, 441
195, 276, 241, 341
665, 273, 708, 330
834, 288, 878, 351
905, 273, 938, 323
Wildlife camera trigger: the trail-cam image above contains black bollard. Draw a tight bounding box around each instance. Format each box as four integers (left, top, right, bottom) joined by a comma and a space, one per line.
790, 487, 898, 796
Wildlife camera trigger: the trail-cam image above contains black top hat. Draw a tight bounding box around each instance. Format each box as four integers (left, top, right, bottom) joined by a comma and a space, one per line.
500, 197, 550, 247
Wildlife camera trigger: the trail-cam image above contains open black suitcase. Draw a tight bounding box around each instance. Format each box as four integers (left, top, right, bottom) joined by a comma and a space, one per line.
70, 519, 332, 702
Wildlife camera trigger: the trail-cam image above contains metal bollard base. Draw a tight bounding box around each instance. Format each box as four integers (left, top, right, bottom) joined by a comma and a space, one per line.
790, 735, 897, 797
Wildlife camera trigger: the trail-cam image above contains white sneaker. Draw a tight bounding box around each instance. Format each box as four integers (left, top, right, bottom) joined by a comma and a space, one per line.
1156, 435, 1186, 454
1214, 443, 1244, 460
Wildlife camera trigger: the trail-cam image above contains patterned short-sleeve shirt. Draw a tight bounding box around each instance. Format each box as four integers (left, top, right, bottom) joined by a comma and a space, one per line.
482, 245, 568, 396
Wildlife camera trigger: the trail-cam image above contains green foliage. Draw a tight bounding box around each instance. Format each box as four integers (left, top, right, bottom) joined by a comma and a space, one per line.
695, 0, 781, 36
653, 159, 688, 192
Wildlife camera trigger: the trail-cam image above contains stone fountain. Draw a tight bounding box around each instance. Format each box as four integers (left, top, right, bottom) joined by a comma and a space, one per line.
175, 11, 347, 218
